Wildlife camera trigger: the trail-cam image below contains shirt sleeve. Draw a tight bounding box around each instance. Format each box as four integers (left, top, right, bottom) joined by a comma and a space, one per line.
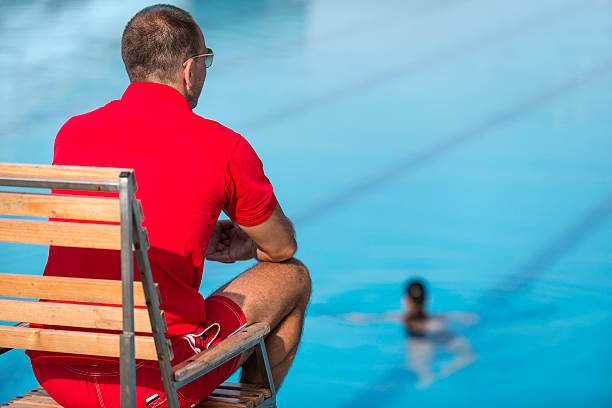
224, 136, 277, 226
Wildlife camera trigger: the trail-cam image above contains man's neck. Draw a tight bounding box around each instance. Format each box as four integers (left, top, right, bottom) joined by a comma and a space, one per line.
137, 78, 187, 99
133, 78, 192, 108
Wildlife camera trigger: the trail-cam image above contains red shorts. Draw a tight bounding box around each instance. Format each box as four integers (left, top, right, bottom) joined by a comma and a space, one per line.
30, 295, 247, 408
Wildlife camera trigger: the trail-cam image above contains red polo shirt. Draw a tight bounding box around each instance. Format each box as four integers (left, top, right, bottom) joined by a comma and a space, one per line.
42, 82, 277, 338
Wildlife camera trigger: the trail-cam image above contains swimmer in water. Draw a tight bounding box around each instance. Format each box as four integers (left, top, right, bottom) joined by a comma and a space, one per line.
344, 279, 478, 388
402, 280, 478, 388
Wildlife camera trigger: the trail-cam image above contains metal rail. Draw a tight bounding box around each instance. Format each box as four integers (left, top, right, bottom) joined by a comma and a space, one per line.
0, 177, 120, 192
119, 173, 136, 408
131, 187, 179, 408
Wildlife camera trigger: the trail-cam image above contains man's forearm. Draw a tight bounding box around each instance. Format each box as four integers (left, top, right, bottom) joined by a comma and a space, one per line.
255, 241, 296, 262
253, 219, 297, 262
241, 204, 297, 262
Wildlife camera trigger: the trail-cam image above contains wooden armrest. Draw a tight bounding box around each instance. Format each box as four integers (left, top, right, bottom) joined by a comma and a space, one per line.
173, 322, 269, 384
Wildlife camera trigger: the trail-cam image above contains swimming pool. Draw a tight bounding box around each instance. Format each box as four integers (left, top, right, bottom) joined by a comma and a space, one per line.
1, 0, 611, 406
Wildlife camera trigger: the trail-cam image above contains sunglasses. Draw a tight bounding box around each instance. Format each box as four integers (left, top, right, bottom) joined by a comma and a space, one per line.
183, 48, 214, 69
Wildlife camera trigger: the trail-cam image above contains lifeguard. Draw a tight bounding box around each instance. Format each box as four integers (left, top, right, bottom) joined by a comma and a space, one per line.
27, 4, 311, 408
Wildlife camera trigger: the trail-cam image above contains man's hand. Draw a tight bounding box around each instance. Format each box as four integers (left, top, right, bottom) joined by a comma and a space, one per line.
206, 220, 256, 263
207, 204, 297, 263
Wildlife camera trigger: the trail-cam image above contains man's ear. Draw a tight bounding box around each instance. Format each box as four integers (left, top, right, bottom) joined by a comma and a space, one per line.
182, 59, 194, 90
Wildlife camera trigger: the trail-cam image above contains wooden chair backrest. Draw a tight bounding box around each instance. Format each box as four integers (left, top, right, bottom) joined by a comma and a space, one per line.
0, 163, 278, 408
0, 163, 170, 361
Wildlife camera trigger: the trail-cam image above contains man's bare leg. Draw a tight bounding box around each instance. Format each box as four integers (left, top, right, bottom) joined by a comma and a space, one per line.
211, 258, 311, 389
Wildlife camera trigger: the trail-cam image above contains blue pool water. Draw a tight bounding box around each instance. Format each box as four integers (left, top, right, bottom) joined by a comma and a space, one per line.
1, 0, 612, 406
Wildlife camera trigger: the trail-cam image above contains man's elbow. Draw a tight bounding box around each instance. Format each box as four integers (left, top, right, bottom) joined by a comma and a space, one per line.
267, 239, 297, 262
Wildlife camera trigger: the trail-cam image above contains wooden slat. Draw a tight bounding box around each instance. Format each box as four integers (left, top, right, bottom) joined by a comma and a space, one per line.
4, 391, 56, 408
0, 163, 128, 183
0, 192, 119, 222
7, 403, 57, 408
198, 396, 253, 408
11, 402, 59, 408
0, 218, 120, 250
16, 400, 56, 407
218, 384, 271, 399
0, 273, 149, 307
0, 325, 157, 360
0, 299, 152, 332
0, 323, 28, 356
20, 395, 54, 403
22, 394, 52, 401
10, 396, 59, 408
210, 389, 263, 405
173, 323, 270, 382
31, 388, 49, 397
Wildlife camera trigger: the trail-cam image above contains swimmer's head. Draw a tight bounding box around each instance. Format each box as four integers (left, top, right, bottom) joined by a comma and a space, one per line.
406, 280, 426, 305
403, 279, 427, 318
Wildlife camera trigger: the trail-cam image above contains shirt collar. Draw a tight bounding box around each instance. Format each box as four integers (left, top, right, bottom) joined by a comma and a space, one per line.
121, 81, 192, 111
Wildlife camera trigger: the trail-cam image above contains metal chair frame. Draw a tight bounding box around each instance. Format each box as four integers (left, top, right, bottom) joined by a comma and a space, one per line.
0, 165, 276, 408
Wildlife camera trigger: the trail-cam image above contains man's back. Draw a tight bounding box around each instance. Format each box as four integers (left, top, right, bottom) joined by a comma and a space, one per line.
47, 82, 277, 338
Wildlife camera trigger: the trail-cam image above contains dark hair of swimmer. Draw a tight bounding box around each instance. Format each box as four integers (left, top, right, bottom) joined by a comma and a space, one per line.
406, 280, 426, 305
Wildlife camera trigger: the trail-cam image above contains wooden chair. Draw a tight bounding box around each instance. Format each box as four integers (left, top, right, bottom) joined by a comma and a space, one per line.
0, 163, 276, 408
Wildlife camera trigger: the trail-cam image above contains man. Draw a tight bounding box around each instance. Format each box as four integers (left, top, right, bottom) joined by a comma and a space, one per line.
27, 5, 310, 408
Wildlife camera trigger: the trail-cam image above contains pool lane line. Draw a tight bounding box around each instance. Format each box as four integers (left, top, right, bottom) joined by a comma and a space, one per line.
238, 0, 607, 132
477, 191, 612, 310
338, 364, 416, 408
294, 57, 612, 224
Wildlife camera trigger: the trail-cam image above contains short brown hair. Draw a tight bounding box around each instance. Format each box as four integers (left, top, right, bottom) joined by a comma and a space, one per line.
121, 4, 202, 83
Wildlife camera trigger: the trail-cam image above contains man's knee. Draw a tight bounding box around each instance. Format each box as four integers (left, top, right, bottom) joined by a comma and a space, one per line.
277, 257, 311, 305
293, 258, 311, 305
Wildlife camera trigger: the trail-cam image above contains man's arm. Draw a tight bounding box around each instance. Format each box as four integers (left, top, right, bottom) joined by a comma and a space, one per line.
240, 204, 296, 262
206, 204, 296, 263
